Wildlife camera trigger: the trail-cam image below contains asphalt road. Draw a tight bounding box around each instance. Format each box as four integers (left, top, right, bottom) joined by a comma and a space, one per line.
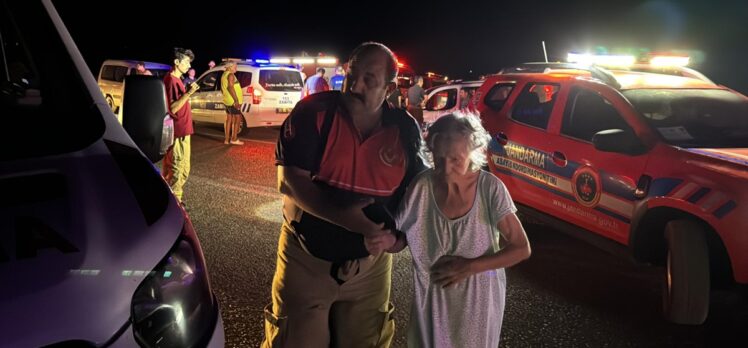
183, 123, 747, 347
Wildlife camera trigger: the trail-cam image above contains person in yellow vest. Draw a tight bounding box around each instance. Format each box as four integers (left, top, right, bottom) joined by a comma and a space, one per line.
221, 62, 244, 145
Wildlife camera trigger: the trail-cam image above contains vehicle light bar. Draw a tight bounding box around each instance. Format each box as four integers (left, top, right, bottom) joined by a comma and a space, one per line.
650, 55, 690, 67
567, 52, 636, 67
316, 57, 338, 65
293, 57, 315, 64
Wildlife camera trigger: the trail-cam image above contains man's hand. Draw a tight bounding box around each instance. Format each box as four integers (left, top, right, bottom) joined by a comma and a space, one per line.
187, 82, 200, 95
364, 233, 396, 256
233, 102, 241, 110
339, 199, 389, 237
431, 255, 474, 288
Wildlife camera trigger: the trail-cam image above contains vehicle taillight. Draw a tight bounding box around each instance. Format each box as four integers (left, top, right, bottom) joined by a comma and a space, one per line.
246, 86, 262, 104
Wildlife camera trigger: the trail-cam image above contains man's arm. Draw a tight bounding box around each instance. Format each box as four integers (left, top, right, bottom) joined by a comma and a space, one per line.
278, 165, 388, 237
170, 82, 199, 115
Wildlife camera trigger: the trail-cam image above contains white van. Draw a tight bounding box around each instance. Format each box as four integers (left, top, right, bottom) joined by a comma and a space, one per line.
190, 60, 304, 135
422, 80, 483, 126
97, 59, 171, 112
0, 1, 224, 346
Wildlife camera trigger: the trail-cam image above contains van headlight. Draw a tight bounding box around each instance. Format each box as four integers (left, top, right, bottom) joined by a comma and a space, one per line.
131, 218, 218, 348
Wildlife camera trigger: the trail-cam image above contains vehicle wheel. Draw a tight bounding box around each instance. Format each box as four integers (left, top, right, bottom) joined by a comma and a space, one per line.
106, 95, 115, 111
663, 219, 710, 325
237, 116, 250, 136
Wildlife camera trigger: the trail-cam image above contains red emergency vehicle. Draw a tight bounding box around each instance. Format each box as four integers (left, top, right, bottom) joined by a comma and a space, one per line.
475, 62, 748, 325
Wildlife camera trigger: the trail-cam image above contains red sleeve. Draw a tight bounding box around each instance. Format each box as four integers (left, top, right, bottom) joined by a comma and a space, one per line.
164, 76, 181, 119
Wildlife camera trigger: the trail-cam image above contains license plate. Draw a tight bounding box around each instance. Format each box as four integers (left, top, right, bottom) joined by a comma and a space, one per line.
276, 108, 292, 114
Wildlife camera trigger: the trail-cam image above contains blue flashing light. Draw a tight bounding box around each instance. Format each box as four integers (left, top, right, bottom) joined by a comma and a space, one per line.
255, 59, 270, 64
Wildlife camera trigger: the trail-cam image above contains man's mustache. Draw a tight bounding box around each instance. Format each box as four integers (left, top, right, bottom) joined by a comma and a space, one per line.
348, 92, 365, 103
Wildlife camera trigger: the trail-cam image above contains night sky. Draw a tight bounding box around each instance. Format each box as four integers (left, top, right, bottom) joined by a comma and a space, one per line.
56, 0, 748, 93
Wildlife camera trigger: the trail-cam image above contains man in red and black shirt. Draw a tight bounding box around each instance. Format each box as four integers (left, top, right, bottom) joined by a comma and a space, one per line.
263, 42, 426, 348
162, 47, 199, 203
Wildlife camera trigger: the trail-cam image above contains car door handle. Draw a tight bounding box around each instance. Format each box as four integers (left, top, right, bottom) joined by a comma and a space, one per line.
552, 151, 567, 167
494, 131, 508, 145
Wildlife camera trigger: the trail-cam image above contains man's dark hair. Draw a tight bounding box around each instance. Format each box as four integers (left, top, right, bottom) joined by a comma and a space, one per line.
137, 61, 145, 67
348, 42, 398, 83
414, 75, 423, 84
173, 47, 195, 62
317, 67, 326, 74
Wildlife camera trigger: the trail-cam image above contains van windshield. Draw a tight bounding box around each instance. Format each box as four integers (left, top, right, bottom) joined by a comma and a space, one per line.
259, 69, 303, 92
0, 1, 103, 161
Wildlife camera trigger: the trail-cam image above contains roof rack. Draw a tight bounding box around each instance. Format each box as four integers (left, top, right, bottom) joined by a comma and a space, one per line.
499, 62, 621, 89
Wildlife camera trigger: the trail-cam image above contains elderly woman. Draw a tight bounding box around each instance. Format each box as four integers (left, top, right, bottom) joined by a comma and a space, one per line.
366, 112, 532, 348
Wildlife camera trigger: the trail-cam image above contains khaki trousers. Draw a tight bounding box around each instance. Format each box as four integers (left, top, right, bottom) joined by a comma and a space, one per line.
262, 226, 395, 348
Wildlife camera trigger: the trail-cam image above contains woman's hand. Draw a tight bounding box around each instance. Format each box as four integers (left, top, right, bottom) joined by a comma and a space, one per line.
430, 255, 474, 288
364, 233, 397, 256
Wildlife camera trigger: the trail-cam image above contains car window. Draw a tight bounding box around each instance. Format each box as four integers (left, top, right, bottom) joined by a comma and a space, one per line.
113, 66, 128, 82
259, 69, 303, 91
235, 71, 252, 87
426, 88, 456, 111
0, 0, 102, 161
510, 83, 559, 130
484, 83, 515, 111
562, 87, 633, 142
461, 87, 478, 109
197, 71, 222, 92
100, 65, 116, 81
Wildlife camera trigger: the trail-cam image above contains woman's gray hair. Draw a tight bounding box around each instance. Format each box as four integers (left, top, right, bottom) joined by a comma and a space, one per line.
423, 111, 491, 172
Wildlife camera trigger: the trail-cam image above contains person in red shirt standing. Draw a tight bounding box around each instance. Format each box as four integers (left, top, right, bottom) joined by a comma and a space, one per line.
263, 42, 426, 348
162, 47, 199, 204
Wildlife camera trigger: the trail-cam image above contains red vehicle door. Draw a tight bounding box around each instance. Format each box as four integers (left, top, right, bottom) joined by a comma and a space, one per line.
481, 78, 569, 215
543, 83, 651, 244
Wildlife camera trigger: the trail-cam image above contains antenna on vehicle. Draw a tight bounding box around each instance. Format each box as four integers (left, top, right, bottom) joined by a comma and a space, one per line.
542, 41, 549, 63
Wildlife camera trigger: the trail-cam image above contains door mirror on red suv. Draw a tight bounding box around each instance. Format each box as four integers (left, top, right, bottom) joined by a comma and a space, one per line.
121, 75, 173, 163
592, 129, 647, 156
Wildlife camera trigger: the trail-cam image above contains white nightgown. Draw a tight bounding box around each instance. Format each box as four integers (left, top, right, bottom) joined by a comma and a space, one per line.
396, 169, 517, 348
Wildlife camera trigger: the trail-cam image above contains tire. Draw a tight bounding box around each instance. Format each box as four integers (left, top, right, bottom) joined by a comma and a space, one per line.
663, 219, 710, 325
106, 95, 115, 111
237, 116, 250, 136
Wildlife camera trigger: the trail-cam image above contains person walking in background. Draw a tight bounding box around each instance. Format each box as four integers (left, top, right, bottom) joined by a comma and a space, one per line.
182, 68, 197, 85
387, 86, 403, 109
407, 75, 426, 125
303, 67, 330, 97
330, 66, 345, 91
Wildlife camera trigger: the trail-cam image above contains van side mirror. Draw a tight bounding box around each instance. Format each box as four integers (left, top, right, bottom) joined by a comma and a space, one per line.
592, 129, 647, 156
121, 75, 173, 163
